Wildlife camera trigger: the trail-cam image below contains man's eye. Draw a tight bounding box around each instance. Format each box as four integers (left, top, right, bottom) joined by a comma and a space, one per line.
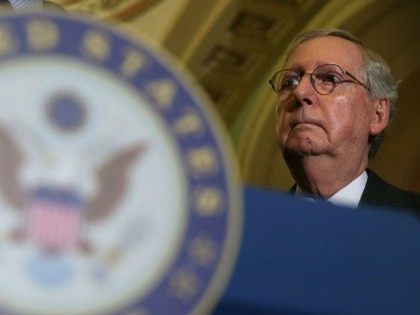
281, 76, 299, 90
317, 73, 341, 84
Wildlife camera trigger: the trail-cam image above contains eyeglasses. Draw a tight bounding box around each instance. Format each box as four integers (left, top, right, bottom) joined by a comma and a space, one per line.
269, 64, 370, 100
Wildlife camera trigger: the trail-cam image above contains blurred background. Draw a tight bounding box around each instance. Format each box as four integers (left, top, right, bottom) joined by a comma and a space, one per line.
51, 0, 420, 193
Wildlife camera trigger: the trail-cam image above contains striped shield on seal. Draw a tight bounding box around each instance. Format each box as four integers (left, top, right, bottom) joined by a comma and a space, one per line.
26, 187, 84, 251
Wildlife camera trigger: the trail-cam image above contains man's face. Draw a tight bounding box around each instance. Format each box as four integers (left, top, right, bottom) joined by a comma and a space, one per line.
276, 36, 376, 160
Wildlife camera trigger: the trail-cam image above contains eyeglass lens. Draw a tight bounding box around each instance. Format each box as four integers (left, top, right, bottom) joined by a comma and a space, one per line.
271, 64, 353, 99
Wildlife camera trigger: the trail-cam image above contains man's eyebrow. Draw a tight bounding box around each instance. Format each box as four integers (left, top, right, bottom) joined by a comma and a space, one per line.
282, 67, 302, 73
285, 61, 334, 71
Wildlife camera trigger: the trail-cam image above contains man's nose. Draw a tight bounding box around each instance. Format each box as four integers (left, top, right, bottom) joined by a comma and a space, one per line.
291, 74, 315, 106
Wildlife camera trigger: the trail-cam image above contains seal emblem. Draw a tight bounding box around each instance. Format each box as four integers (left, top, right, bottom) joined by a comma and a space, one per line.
0, 12, 241, 315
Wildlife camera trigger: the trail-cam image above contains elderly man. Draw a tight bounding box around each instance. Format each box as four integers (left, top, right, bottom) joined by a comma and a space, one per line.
270, 29, 419, 211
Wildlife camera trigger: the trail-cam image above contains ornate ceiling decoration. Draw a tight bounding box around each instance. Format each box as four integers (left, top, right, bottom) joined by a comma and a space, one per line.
55, 0, 160, 20
165, 0, 325, 126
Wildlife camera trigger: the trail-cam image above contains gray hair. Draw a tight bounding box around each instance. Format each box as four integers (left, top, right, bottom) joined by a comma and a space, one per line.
283, 29, 398, 159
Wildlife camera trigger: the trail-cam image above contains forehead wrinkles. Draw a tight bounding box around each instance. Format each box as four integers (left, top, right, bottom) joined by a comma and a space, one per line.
284, 36, 364, 73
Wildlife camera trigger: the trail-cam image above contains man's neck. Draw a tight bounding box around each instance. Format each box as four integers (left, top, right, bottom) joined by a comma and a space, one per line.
286, 152, 368, 199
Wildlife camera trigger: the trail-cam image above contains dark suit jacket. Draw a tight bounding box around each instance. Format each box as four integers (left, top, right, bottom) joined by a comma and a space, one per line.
360, 170, 420, 213
290, 170, 420, 213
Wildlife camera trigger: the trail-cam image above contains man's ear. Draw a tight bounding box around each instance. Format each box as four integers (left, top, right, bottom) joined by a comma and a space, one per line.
370, 98, 390, 136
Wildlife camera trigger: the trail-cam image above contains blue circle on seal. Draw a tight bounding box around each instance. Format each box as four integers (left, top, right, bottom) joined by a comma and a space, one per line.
47, 94, 86, 131
0, 12, 242, 315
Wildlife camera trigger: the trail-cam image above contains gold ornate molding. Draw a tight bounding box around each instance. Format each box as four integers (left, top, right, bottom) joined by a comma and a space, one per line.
55, 0, 160, 21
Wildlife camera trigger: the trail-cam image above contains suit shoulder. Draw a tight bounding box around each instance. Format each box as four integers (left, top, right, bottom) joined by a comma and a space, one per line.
361, 170, 420, 213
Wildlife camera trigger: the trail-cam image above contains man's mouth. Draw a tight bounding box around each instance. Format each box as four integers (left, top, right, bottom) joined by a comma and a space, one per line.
291, 119, 322, 129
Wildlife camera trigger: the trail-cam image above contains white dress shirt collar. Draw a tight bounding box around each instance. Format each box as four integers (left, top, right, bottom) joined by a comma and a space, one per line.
296, 171, 368, 208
